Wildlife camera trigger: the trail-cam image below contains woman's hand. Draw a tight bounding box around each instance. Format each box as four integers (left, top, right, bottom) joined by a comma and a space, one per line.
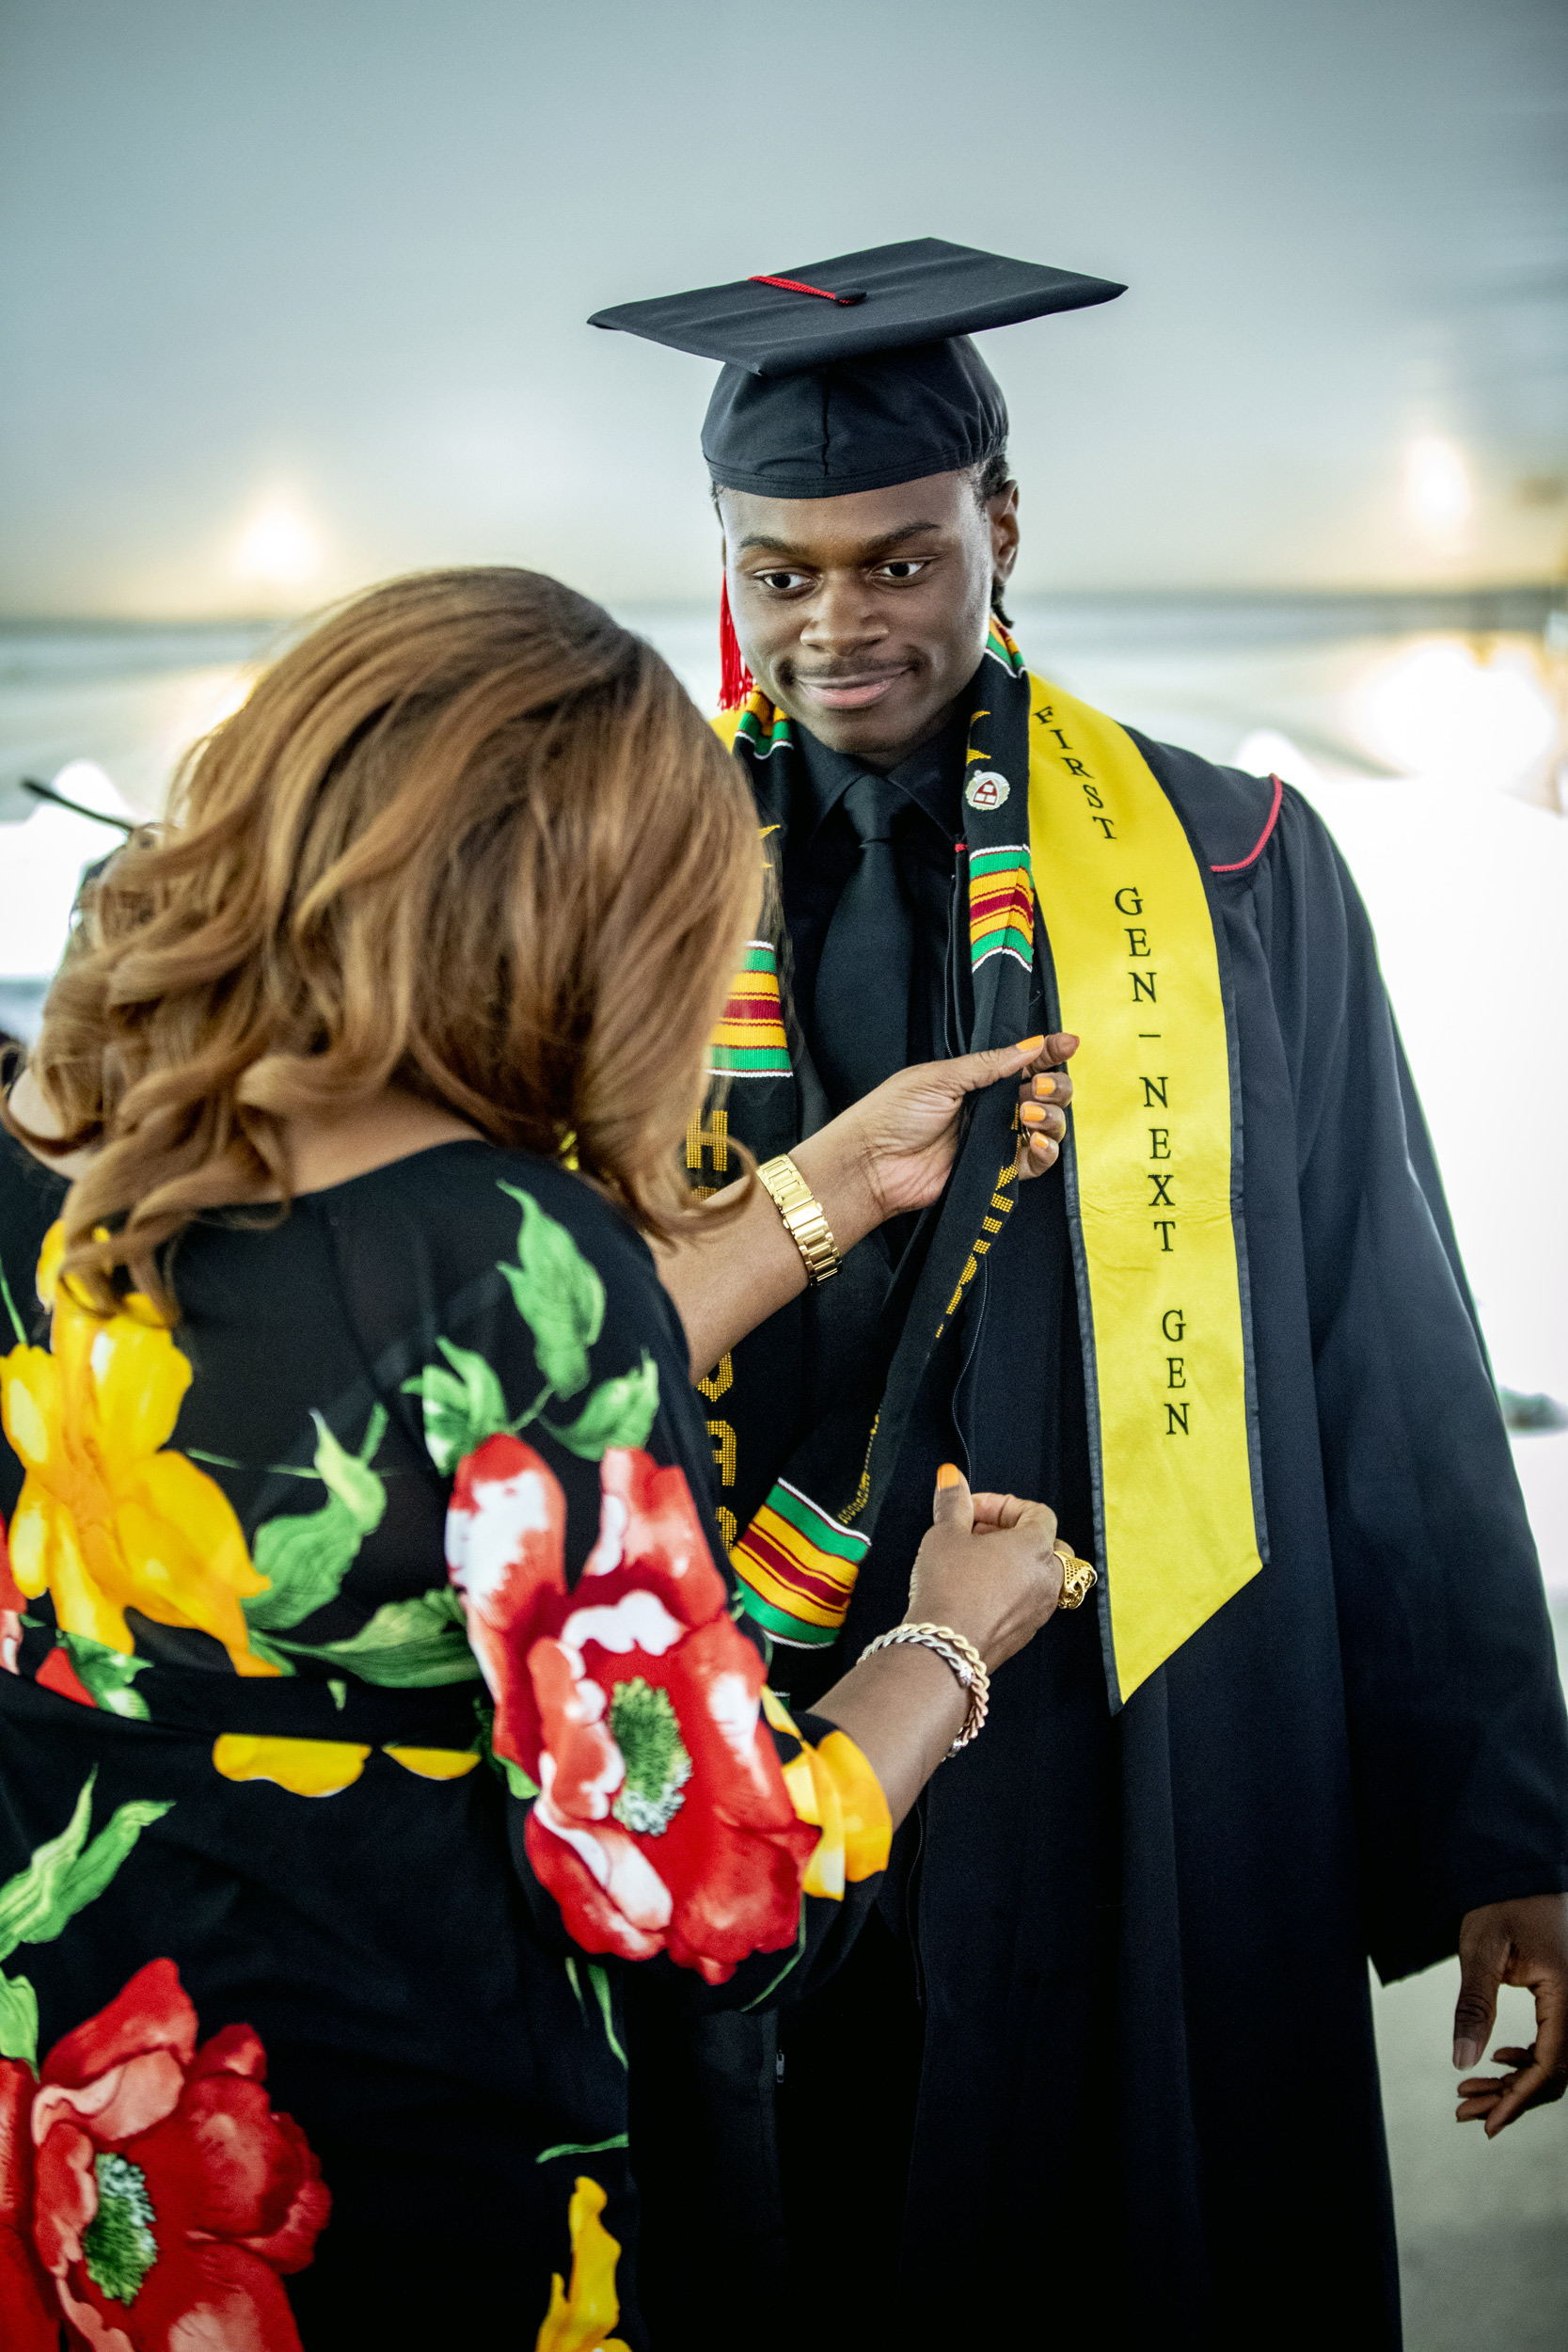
657, 1030, 1080, 1380
808, 1030, 1079, 1224
905, 1465, 1063, 1671
1015, 1034, 1077, 1181
810, 1466, 1064, 1830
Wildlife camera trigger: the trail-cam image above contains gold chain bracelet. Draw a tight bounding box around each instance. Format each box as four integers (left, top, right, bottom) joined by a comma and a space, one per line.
756, 1153, 841, 1286
857, 1621, 990, 1758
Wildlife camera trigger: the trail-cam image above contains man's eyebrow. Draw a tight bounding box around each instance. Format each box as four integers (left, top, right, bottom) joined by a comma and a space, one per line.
735, 519, 949, 559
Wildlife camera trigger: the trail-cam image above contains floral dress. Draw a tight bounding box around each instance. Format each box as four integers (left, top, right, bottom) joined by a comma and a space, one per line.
0, 1130, 889, 2351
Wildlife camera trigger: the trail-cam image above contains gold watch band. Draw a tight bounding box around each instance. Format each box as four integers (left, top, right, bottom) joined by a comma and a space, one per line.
756, 1152, 841, 1286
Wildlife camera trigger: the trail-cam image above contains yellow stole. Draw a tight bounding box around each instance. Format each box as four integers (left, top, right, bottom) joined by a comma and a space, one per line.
1026, 674, 1261, 1699
711, 676, 1264, 1704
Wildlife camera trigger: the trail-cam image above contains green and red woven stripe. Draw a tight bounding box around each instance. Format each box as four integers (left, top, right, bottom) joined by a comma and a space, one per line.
968, 843, 1036, 973
708, 939, 792, 1078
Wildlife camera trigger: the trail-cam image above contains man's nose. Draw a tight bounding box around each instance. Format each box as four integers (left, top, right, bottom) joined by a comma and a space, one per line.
799, 573, 887, 656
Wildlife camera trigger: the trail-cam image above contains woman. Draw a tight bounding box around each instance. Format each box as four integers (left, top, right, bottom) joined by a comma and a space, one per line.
0, 568, 1063, 2349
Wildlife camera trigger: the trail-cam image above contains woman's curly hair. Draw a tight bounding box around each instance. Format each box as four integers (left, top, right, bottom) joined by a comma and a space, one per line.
7, 567, 760, 1315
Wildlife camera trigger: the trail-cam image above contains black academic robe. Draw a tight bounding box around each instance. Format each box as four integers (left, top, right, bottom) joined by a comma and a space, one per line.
636, 731, 1568, 2352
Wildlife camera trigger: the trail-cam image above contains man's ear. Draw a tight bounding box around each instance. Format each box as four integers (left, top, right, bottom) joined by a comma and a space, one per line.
990, 481, 1021, 590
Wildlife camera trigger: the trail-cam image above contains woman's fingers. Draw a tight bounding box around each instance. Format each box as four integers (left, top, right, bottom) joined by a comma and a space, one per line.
1018, 1063, 1075, 1109
969, 1492, 1058, 1546
1016, 1104, 1062, 1180
904, 1483, 1064, 1672
936, 1036, 1051, 1104
968, 1488, 1023, 1529
1015, 1039, 1074, 1184
948, 1030, 1079, 1102
1023, 1031, 1079, 1075
931, 1461, 974, 1533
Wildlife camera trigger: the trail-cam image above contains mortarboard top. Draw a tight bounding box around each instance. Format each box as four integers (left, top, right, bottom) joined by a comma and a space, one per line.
589, 237, 1125, 500
589, 237, 1123, 377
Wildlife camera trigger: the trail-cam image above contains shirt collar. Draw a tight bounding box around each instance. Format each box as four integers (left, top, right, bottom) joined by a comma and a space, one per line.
790, 675, 978, 848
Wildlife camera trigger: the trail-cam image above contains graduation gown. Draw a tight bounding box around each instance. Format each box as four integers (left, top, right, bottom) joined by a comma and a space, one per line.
636, 707, 1568, 2351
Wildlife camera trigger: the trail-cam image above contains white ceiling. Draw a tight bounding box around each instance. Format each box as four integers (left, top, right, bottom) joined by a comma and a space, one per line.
1, 0, 1564, 614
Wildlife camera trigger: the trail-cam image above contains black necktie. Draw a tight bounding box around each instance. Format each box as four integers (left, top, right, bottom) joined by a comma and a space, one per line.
809, 771, 916, 1111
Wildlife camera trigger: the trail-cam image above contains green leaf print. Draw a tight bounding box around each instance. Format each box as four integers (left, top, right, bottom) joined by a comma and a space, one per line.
585, 1962, 627, 2069
740, 1911, 807, 2013
312, 1406, 388, 1526
498, 1181, 605, 1400
0, 1773, 173, 2066
0, 1775, 97, 1962
245, 1405, 388, 1640
57, 1632, 154, 1722
0, 1969, 40, 2067
545, 1352, 659, 1463
269, 1588, 481, 1688
534, 2133, 630, 2166
401, 1338, 511, 1476
0, 1778, 174, 1962
59, 1804, 175, 1926
474, 1698, 541, 1799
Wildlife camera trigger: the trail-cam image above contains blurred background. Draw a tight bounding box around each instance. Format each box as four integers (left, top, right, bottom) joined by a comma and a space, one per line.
1, 2, 1565, 2336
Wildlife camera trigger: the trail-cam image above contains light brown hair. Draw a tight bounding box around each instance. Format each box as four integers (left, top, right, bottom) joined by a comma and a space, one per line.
8, 567, 759, 1314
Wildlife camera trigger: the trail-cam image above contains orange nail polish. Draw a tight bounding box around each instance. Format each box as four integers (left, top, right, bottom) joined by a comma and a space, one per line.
936, 1462, 962, 1490
1020, 1103, 1048, 1126
1035, 1075, 1056, 1097
1013, 1034, 1045, 1057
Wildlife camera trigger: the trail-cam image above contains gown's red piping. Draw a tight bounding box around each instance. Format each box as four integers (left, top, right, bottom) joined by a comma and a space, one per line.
1210, 774, 1285, 873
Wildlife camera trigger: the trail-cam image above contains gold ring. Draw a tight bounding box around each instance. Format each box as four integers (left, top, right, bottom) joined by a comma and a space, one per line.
1053, 1542, 1099, 1611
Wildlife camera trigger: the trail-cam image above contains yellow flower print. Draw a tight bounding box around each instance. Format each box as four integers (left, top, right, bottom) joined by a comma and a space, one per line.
0, 1223, 277, 1675
210, 1737, 483, 1795
535, 2176, 631, 2352
382, 1744, 483, 1781
812, 1730, 892, 1882
763, 1686, 892, 1899
212, 1734, 372, 1795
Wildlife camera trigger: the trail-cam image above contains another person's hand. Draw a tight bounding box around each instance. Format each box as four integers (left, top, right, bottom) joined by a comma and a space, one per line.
830, 1030, 1079, 1221
1452, 1892, 1568, 2134
904, 1464, 1064, 1672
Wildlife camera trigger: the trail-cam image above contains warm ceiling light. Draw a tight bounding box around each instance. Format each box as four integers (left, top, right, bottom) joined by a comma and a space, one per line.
1354, 641, 1556, 789
1402, 436, 1472, 542
232, 501, 321, 588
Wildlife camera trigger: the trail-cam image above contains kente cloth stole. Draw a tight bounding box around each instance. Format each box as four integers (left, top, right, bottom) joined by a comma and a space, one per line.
709, 623, 1266, 1706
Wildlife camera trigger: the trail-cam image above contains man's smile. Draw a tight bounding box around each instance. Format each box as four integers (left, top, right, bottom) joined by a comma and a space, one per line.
786, 665, 913, 711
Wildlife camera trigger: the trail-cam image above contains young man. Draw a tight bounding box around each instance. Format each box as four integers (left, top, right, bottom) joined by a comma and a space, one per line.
592, 242, 1568, 2349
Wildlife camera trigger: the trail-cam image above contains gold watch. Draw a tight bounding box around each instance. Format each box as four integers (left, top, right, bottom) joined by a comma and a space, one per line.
756, 1153, 841, 1286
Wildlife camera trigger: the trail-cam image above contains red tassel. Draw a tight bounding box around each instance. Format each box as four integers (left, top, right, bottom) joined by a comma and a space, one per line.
719, 576, 754, 711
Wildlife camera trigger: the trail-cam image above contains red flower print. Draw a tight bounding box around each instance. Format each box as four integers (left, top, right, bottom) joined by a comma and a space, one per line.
34, 1646, 97, 1708
448, 1439, 819, 1983
0, 1518, 24, 1678
9, 1956, 328, 2350
0, 2058, 57, 2351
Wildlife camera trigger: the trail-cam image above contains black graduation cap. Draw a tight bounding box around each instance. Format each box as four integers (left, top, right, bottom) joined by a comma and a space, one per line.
589, 237, 1124, 500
